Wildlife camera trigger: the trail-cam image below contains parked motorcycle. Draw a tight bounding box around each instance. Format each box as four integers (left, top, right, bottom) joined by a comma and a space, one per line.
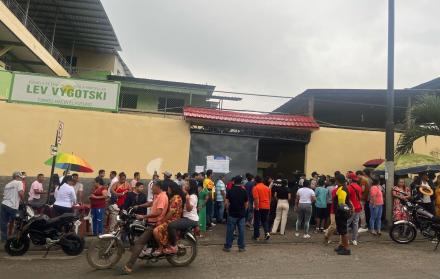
389, 191, 440, 250
4, 203, 85, 256
87, 207, 197, 269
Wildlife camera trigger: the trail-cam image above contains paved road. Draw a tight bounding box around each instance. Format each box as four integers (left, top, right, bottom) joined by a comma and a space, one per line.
1, 240, 440, 279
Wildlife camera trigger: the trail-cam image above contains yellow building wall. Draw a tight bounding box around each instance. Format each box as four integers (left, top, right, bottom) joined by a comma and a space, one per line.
305, 127, 440, 176
0, 102, 190, 178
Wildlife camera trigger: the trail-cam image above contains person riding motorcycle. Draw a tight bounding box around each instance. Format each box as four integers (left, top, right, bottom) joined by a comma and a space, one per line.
123, 180, 169, 274
152, 182, 184, 256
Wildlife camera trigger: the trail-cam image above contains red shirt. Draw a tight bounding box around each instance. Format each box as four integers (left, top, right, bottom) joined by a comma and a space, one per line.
252, 183, 271, 210
90, 186, 107, 208
348, 182, 362, 213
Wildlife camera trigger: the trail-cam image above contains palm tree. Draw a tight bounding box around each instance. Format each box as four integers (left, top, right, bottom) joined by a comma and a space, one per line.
396, 95, 440, 155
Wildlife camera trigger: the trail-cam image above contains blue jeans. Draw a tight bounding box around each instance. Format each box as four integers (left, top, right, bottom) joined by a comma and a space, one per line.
224, 216, 245, 249
1, 204, 17, 241
369, 205, 383, 231
215, 201, 225, 223
91, 207, 105, 236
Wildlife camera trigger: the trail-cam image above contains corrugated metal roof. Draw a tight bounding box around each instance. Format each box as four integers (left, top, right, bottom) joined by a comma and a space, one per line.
15, 0, 121, 51
184, 107, 319, 130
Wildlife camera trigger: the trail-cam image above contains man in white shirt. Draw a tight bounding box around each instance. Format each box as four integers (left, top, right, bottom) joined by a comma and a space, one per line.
1, 171, 25, 242
28, 174, 45, 202
72, 173, 84, 204
108, 171, 118, 198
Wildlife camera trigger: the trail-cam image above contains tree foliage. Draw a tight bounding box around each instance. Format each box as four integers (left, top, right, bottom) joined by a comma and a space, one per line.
396, 95, 440, 155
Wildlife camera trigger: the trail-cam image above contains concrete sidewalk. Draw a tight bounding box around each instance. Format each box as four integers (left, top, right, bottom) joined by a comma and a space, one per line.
0, 223, 395, 252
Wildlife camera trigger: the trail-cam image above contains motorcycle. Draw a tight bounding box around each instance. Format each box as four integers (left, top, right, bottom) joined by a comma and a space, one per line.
389, 191, 440, 250
4, 203, 85, 256
87, 207, 197, 269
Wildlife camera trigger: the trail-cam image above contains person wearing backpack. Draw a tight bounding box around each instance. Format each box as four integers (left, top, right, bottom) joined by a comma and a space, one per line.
346, 172, 363, 246
333, 174, 353, 255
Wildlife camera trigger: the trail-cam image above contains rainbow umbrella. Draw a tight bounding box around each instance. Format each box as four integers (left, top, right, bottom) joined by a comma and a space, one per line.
44, 152, 94, 173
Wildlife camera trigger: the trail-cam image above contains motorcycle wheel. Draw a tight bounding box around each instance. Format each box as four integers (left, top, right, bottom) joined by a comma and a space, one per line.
61, 233, 85, 256
87, 238, 124, 270
166, 237, 197, 267
389, 223, 417, 244
5, 236, 30, 256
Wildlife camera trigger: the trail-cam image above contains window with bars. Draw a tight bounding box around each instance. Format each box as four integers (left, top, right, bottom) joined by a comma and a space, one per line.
158, 97, 185, 113
119, 93, 138, 109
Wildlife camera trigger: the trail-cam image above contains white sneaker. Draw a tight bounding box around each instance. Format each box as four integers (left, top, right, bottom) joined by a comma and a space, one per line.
295, 232, 300, 237
303, 234, 311, 239
358, 228, 368, 233
211, 223, 216, 227
352, 240, 358, 246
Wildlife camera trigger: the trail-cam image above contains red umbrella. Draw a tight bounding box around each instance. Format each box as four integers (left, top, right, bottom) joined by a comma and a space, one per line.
363, 159, 385, 168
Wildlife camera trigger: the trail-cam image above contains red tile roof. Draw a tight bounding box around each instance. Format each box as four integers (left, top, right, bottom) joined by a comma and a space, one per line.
184, 107, 319, 130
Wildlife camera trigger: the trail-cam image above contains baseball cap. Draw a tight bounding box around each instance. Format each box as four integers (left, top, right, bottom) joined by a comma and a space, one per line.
163, 171, 172, 177
13, 171, 24, 179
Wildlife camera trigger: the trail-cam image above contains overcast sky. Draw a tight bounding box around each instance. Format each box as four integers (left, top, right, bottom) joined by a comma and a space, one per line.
102, 0, 440, 111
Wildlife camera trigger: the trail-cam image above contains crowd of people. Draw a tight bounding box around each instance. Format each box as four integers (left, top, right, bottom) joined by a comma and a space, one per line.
2, 166, 440, 263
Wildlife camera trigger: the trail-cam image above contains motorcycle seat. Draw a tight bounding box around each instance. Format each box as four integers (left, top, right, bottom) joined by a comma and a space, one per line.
47, 213, 77, 224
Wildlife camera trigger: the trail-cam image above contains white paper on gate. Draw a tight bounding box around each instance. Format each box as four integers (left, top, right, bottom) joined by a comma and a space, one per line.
195, 165, 205, 173
206, 156, 230, 174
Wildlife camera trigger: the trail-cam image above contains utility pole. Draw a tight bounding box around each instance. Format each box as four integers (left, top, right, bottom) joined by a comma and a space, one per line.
46, 121, 63, 204
385, 0, 395, 226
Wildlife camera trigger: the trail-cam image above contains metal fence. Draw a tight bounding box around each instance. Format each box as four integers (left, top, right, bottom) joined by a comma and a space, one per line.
1, 0, 72, 71
118, 88, 292, 115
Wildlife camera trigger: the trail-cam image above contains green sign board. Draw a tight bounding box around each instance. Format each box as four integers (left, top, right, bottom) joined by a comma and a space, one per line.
0, 70, 12, 100
9, 72, 120, 112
